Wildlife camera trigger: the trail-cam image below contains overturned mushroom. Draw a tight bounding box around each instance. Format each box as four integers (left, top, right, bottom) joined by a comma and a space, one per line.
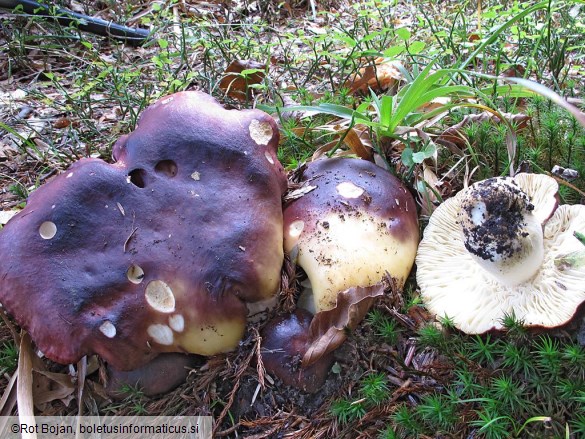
262, 158, 418, 391
416, 173, 585, 333
0, 91, 287, 370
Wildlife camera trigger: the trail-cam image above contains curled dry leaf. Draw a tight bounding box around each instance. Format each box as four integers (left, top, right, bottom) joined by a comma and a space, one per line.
218, 59, 266, 101
343, 124, 373, 160
310, 122, 373, 161
33, 370, 75, 410
17, 333, 35, 433
53, 117, 72, 129
415, 163, 441, 216
283, 184, 317, 203
347, 58, 402, 94
302, 283, 385, 367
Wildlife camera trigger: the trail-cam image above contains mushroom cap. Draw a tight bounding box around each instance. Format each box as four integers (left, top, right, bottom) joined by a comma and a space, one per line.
283, 158, 419, 312
105, 353, 202, 399
416, 173, 585, 333
260, 309, 334, 393
0, 91, 287, 370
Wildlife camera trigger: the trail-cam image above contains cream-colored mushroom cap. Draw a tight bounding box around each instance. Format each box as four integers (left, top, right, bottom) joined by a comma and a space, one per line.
416, 173, 585, 334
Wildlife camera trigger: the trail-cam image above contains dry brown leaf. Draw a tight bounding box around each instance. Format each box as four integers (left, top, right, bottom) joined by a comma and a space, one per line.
311, 139, 338, 161
17, 332, 36, 438
0, 370, 17, 417
347, 58, 402, 94
416, 163, 441, 216
33, 370, 75, 409
284, 184, 317, 203
417, 97, 452, 114
343, 124, 373, 160
77, 356, 87, 415
53, 117, 72, 129
302, 284, 385, 367
218, 60, 265, 101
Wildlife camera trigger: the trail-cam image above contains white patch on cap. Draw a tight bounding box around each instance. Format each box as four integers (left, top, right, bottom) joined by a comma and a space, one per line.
39, 221, 57, 239
191, 171, 200, 181
289, 220, 305, 238
161, 97, 174, 105
249, 119, 273, 145
169, 314, 185, 332
127, 265, 145, 284
66, 172, 74, 179
147, 324, 174, 345
264, 151, 275, 164
99, 321, 116, 338
145, 280, 175, 313
336, 181, 364, 199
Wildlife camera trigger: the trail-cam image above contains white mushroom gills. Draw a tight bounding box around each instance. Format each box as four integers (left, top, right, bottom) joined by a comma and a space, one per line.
288, 220, 305, 238
169, 314, 185, 332
264, 151, 275, 165
39, 221, 57, 240
249, 119, 273, 145
336, 181, 364, 199
99, 321, 117, 338
147, 324, 174, 345
127, 265, 145, 284
459, 178, 544, 286
145, 280, 176, 313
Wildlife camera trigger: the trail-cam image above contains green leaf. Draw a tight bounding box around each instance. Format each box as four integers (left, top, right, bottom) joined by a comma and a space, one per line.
412, 142, 436, 163
501, 77, 585, 128
554, 251, 585, 270
575, 231, 585, 247
240, 68, 263, 76
408, 40, 426, 54
401, 147, 414, 167
396, 28, 411, 41
459, 1, 548, 70
383, 46, 405, 57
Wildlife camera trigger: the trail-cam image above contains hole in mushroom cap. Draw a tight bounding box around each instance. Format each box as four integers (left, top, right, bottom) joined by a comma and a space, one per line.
127, 265, 145, 284
145, 280, 175, 313
264, 151, 275, 165
289, 220, 305, 238
147, 324, 174, 345
99, 321, 117, 338
128, 169, 147, 188
39, 221, 57, 240
169, 314, 185, 332
336, 181, 364, 198
249, 119, 273, 145
154, 160, 178, 178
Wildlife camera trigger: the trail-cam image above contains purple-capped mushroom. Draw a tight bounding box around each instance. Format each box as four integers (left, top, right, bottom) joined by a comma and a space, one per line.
0, 91, 287, 370
261, 158, 418, 392
283, 158, 419, 312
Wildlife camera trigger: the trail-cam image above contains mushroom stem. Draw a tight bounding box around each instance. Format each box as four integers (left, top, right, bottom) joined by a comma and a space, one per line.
459, 178, 544, 286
